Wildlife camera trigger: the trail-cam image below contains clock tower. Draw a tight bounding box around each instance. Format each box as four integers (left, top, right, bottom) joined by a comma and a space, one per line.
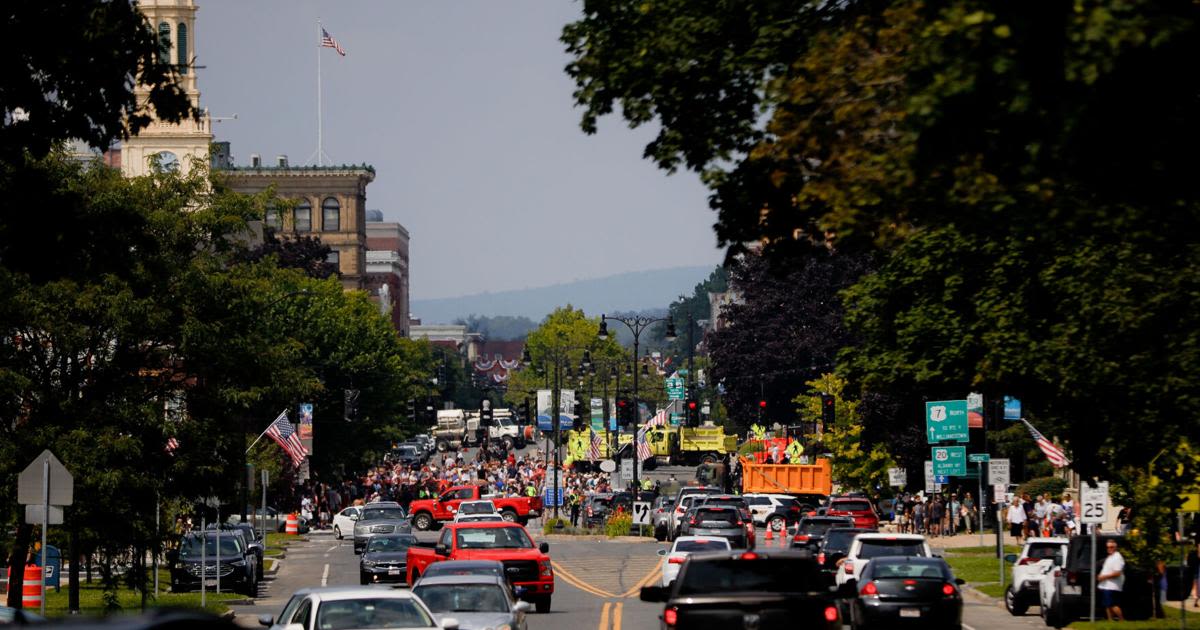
121, 0, 212, 178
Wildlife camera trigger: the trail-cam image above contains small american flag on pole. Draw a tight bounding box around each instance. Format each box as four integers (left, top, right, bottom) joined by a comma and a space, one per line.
265, 411, 308, 467
321, 27, 346, 56
648, 409, 668, 427
588, 429, 602, 461
1020, 419, 1070, 468
636, 426, 653, 462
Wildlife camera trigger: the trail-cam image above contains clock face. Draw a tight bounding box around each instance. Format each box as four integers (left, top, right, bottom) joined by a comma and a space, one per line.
152, 151, 179, 173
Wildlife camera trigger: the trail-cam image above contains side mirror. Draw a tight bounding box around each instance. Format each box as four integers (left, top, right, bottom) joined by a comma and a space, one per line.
435, 544, 448, 557
350, 514, 359, 521
657, 549, 668, 556
955, 577, 966, 585
538, 542, 549, 554
257, 614, 273, 627
640, 585, 669, 603
354, 547, 363, 555
439, 617, 460, 630
1004, 553, 1018, 564
512, 601, 532, 614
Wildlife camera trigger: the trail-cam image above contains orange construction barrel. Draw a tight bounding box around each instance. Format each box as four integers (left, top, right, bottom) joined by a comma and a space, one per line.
5, 565, 43, 610
285, 513, 299, 535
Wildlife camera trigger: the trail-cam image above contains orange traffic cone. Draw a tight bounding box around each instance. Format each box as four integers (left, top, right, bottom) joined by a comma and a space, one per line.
764, 526, 773, 542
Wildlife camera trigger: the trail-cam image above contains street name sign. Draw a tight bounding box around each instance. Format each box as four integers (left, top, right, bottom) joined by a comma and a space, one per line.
18, 450, 73, 506
988, 459, 1011, 487
925, 400, 969, 443
931, 446, 967, 476
1080, 482, 1109, 524
968, 453, 990, 463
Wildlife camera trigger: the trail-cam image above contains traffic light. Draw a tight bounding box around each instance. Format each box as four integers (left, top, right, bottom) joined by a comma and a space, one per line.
685, 398, 700, 426
343, 388, 360, 422
820, 393, 836, 429
616, 397, 633, 426
521, 398, 532, 424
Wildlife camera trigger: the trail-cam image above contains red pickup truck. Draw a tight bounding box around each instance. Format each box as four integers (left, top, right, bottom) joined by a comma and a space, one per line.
406, 522, 555, 612
408, 484, 542, 530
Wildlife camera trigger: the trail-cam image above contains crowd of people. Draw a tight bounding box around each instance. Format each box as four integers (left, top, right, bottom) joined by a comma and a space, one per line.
1004, 492, 1083, 541
892, 491, 979, 536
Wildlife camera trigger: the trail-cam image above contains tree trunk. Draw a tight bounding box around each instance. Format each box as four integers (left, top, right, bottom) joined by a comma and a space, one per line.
5, 522, 32, 608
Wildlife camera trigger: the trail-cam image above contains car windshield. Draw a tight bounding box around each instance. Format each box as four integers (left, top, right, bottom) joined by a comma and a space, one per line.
366, 536, 417, 553
361, 508, 406, 521
413, 584, 509, 613
823, 530, 868, 552
455, 527, 533, 549
397, 447, 417, 455
859, 540, 925, 559
1027, 544, 1063, 562
694, 509, 740, 526
423, 564, 503, 579
832, 501, 872, 512
179, 536, 241, 558
460, 502, 495, 515
315, 598, 434, 629
678, 558, 822, 595
800, 520, 846, 536
871, 559, 948, 580
674, 539, 730, 553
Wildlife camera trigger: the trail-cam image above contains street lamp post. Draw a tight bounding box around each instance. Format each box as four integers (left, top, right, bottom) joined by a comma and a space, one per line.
522, 344, 592, 520
598, 314, 676, 493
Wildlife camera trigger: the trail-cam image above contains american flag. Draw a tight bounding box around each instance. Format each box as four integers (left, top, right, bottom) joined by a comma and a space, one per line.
636, 426, 653, 462
588, 429, 602, 461
265, 412, 308, 467
321, 28, 346, 56
1021, 419, 1070, 468
647, 409, 668, 427
164, 437, 179, 456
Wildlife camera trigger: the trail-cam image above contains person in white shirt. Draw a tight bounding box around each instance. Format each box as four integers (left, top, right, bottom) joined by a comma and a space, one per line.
1007, 497, 1027, 541
1097, 539, 1126, 621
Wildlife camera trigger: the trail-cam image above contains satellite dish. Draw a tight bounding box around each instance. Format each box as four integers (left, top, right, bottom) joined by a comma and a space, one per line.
599, 460, 617, 473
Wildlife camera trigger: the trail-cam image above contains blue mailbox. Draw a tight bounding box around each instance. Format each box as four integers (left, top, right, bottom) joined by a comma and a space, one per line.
34, 545, 62, 591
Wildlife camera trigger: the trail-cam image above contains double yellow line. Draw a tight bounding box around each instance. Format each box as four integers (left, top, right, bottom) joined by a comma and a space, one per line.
598, 601, 623, 630
551, 561, 663, 630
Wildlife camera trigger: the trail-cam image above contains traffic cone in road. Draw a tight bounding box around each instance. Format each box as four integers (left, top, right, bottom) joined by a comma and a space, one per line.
764, 526, 773, 542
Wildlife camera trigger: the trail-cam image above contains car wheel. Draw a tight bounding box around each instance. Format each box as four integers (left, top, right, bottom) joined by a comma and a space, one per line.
502, 436, 515, 451
1043, 595, 1062, 628
1006, 586, 1029, 616
413, 512, 434, 531
334, 525, 342, 539
500, 509, 518, 523
534, 595, 551, 613
436, 440, 449, 453
767, 516, 786, 533
654, 526, 666, 542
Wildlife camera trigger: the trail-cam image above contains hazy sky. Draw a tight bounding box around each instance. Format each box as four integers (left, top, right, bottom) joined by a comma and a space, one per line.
195, 1, 723, 300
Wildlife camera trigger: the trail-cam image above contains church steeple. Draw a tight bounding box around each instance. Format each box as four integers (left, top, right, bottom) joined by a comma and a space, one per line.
121, 0, 212, 178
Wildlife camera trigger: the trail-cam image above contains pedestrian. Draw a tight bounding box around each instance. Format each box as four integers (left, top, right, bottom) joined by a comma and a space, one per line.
961, 492, 975, 535
1187, 540, 1199, 608
1007, 496, 1026, 543
1097, 539, 1125, 621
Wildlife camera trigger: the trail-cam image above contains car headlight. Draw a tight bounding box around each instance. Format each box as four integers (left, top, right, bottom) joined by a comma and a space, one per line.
361, 559, 376, 567
230, 559, 246, 567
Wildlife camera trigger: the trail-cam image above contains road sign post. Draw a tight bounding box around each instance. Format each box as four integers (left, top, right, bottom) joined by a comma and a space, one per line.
18, 450, 73, 617
931, 446, 967, 477
888, 468, 906, 488
1081, 481, 1109, 623
925, 400, 969, 443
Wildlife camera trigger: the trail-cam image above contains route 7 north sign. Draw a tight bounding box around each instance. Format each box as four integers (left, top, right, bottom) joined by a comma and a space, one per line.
925, 400, 969, 443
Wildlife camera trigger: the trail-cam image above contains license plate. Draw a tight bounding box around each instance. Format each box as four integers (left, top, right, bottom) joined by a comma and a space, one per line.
899, 608, 920, 618
204, 579, 217, 587
387, 569, 400, 575
1062, 585, 1081, 595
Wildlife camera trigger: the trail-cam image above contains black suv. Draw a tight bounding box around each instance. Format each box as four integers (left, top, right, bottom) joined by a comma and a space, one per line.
789, 516, 854, 552
641, 550, 845, 629
206, 523, 265, 577
169, 531, 257, 596
1042, 534, 1152, 626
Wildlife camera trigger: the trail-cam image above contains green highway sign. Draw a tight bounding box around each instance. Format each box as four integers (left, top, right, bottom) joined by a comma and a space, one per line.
925, 399, 969, 443
968, 453, 990, 463
931, 446, 967, 476
665, 377, 686, 401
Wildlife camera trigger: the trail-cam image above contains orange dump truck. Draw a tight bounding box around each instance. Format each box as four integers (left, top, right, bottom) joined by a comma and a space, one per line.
740, 456, 833, 496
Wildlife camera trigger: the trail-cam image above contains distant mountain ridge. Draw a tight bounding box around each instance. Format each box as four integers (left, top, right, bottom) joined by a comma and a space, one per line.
411, 266, 713, 323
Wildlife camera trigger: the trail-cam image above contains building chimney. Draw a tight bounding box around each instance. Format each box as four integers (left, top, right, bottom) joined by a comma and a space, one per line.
250, 153, 261, 168
277, 154, 288, 168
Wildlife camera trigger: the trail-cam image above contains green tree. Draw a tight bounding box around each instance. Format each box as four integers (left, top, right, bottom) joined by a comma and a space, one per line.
794, 374, 894, 494
503, 306, 628, 409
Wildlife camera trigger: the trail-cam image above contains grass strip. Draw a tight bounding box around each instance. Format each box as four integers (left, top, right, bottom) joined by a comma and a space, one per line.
41, 580, 240, 618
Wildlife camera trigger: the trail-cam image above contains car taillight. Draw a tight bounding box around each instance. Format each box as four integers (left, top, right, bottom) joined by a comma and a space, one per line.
740, 552, 758, 560
664, 606, 678, 627
668, 556, 686, 564
789, 505, 800, 512
942, 583, 957, 597
539, 560, 552, 577
689, 518, 697, 526
794, 534, 810, 542
844, 563, 855, 574
860, 581, 878, 596
1066, 570, 1078, 585
817, 552, 825, 564
1018, 557, 1037, 565
823, 606, 838, 623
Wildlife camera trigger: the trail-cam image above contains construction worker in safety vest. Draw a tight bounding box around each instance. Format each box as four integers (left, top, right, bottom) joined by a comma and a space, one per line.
752, 423, 767, 441
641, 477, 653, 491
786, 439, 804, 463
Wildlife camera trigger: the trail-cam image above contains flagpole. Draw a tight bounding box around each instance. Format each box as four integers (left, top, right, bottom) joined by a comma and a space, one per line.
246, 409, 289, 453
316, 19, 323, 167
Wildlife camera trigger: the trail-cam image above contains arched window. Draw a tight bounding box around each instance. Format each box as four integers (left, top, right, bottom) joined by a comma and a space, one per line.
158, 22, 171, 61
264, 204, 281, 231
294, 201, 312, 232
176, 23, 188, 74
152, 151, 178, 173
321, 197, 340, 231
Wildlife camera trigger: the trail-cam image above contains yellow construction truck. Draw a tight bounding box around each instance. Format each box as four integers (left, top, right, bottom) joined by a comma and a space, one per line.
643, 424, 739, 467
564, 428, 631, 472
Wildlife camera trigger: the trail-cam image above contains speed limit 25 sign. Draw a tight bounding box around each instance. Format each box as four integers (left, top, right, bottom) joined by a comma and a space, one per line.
1080, 481, 1109, 524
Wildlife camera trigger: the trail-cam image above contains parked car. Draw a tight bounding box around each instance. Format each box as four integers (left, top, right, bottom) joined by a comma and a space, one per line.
206, 523, 265, 577
826, 497, 880, 530
353, 505, 411, 553
259, 586, 450, 630
816, 527, 873, 585
169, 531, 257, 596
657, 536, 732, 587
790, 516, 855, 552
1004, 537, 1068, 616
1038, 534, 1152, 627
640, 549, 844, 629
359, 534, 419, 585
846, 556, 964, 629
835, 533, 931, 586
678, 506, 750, 549
413, 574, 531, 630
